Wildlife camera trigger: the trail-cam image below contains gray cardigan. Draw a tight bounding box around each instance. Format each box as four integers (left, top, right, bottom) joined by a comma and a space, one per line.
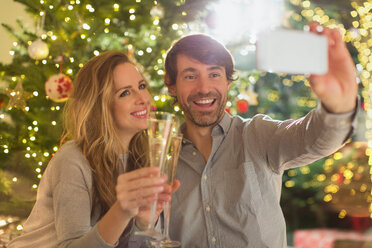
8, 141, 135, 248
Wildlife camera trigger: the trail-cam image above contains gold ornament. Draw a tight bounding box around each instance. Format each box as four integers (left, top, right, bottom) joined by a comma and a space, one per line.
3, 79, 33, 110
246, 88, 258, 106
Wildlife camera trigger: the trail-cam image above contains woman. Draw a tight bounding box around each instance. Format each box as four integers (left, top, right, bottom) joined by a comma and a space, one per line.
8, 51, 179, 247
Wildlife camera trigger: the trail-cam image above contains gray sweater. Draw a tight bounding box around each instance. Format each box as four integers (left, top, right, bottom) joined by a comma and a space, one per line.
8, 141, 136, 248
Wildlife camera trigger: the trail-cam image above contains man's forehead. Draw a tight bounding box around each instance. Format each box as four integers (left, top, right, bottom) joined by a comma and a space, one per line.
177, 54, 224, 72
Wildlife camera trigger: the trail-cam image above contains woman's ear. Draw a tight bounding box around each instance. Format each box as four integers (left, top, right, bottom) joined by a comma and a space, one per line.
165, 74, 176, 96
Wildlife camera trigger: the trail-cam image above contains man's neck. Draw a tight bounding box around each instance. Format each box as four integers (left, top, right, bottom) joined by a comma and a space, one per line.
183, 120, 215, 163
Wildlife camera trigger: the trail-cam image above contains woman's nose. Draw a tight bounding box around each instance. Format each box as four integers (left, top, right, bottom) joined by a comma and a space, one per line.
135, 90, 150, 105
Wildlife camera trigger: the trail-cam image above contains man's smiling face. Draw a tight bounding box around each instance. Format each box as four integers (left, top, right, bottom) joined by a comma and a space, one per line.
168, 54, 230, 127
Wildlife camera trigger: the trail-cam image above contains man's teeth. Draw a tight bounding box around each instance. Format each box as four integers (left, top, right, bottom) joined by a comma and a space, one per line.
133, 110, 146, 116
195, 99, 214, 104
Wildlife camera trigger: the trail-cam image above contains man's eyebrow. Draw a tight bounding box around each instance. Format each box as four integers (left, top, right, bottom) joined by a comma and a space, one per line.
180, 67, 197, 74
207, 66, 224, 71
180, 66, 223, 74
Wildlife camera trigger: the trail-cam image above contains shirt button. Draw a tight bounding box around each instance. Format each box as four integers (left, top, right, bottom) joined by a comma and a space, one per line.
203, 175, 207, 180
211, 237, 216, 243
206, 206, 210, 212
192, 151, 196, 156
182, 140, 186, 144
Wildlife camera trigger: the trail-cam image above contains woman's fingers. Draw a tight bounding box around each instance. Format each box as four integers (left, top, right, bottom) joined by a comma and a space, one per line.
116, 168, 172, 213
171, 180, 181, 193
117, 176, 166, 192
117, 167, 160, 183
119, 185, 164, 201
116, 168, 181, 215
157, 193, 171, 202
118, 194, 158, 210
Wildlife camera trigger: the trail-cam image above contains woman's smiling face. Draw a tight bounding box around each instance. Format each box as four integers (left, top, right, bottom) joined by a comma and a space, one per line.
112, 63, 151, 141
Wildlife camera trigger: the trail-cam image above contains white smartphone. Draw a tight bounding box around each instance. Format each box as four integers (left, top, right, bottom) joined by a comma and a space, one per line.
256, 29, 328, 75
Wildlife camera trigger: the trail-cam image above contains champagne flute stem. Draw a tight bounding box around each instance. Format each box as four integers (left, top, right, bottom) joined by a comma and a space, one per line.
163, 201, 171, 240
149, 200, 157, 229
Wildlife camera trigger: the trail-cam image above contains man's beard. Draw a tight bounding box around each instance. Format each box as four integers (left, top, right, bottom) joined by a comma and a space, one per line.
179, 92, 227, 127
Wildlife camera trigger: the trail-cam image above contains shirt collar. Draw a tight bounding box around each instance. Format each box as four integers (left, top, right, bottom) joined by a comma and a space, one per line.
213, 111, 232, 136
180, 111, 233, 141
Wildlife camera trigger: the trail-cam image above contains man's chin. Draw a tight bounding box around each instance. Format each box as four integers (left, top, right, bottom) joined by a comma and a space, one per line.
189, 113, 222, 127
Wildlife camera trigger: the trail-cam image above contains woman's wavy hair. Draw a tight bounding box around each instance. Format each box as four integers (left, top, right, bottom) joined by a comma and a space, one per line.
61, 50, 149, 217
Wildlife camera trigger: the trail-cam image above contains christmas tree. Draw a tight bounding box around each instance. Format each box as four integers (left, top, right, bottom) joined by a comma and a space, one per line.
0, 0, 371, 244
0, 0, 211, 237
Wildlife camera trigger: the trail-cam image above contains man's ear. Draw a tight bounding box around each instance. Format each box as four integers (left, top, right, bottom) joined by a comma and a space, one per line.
165, 74, 176, 96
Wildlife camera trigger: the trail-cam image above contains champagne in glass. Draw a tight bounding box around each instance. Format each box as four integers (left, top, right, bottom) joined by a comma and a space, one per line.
135, 111, 174, 239
151, 124, 183, 248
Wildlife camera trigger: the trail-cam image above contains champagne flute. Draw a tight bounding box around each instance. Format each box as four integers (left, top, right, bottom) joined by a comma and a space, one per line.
135, 111, 175, 239
151, 123, 183, 247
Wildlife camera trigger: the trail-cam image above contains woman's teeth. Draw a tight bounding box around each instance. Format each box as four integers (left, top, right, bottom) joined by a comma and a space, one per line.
132, 110, 147, 116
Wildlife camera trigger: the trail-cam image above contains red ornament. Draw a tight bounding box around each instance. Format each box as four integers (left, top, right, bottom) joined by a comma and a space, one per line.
225, 107, 231, 114
45, 73, 73, 102
236, 99, 249, 113
0, 97, 4, 108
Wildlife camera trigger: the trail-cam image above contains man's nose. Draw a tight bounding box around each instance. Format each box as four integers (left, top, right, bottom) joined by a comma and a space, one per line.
197, 75, 210, 94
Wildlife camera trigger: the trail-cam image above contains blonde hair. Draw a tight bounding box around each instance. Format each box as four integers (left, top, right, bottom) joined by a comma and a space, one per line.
61, 51, 148, 217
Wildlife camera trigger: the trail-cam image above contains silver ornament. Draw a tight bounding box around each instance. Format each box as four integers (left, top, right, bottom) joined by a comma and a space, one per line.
28, 39, 49, 60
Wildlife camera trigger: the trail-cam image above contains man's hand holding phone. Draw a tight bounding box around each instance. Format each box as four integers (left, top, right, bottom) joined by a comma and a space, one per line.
307, 22, 357, 114
256, 22, 357, 114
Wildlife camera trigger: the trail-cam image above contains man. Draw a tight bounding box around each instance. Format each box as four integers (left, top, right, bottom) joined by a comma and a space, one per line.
164, 23, 358, 247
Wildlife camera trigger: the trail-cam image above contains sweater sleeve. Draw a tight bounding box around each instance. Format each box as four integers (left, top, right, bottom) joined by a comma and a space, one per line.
7, 141, 139, 248
49, 143, 120, 248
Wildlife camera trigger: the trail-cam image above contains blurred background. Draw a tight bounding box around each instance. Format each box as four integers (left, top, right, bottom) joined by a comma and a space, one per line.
0, 0, 371, 247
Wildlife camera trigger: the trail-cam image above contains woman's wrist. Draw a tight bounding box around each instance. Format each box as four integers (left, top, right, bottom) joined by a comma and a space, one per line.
134, 216, 149, 231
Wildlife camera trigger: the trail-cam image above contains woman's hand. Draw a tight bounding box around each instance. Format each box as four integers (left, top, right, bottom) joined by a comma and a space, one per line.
135, 179, 181, 230
115, 167, 167, 219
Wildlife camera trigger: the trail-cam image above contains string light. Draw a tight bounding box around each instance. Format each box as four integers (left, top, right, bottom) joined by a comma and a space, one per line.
82, 23, 90, 30
172, 24, 179, 30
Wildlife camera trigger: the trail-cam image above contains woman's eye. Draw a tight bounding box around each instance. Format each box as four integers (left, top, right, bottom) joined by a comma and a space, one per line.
120, 90, 130, 97
139, 83, 147, 90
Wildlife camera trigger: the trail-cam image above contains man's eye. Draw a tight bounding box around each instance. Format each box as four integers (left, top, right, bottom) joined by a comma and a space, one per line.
120, 90, 130, 97
185, 75, 196, 80
139, 83, 147, 90
211, 73, 221, 78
